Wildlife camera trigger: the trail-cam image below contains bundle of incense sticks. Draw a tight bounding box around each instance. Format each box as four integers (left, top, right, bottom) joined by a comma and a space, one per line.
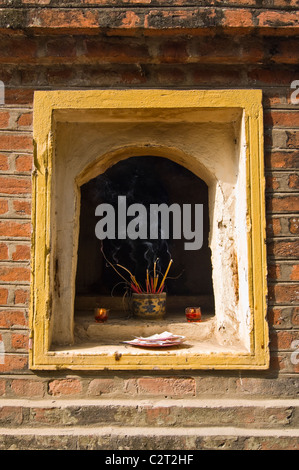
117, 258, 173, 294
100, 245, 173, 294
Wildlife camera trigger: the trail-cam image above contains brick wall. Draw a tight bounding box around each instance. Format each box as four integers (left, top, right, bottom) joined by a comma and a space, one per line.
0, 1, 298, 399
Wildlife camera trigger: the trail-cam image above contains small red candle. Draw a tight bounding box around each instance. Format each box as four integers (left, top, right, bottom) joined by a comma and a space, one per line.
185, 307, 201, 322
94, 308, 109, 323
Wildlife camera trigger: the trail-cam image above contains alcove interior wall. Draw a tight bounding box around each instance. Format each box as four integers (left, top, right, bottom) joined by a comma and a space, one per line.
49, 106, 250, 353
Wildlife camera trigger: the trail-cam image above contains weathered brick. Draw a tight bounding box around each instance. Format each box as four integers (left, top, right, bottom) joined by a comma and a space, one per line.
136, 377, 196, 397
0, 199, 8, 215
0, 134, 33, 152
0, 265, 30, 283
0, 221, 31, 238
265, 111, 299, 128
46, 37, 76, 58
14, 288, 29, 305
0, 309, 27, 328
288, 173, 299, 189
10, 379, 45, 398
265, 151, 299, 169
268, 239, 299, 258
16, 113, 33, 129
11, 332, 29, 351
286, 131, 299, 149
87, 378, 116, 396
48, 379, 83, 397
15, 155, 32, 173
0, 242, 8, 260
290, 217, 299, 235
0, 354, 28, 373
0, 154, 9, 172
11, 244, 30, 261
270, 330, 299, 351
268, 283, 299, 304
84, 38, 149, 63
0, 287, 8, 304
158, 40, 189, 64
266, 217, 282, 236
12, 200, 31, 217
267, 195, 299, 213
0, 176, 31, 195
0, 112, 10, 129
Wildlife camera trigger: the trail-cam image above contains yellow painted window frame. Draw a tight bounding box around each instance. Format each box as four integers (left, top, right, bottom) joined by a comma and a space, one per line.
29, 89, 269, 370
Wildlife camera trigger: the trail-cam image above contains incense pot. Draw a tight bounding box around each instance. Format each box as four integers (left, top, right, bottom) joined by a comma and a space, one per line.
131, 292, 167, 319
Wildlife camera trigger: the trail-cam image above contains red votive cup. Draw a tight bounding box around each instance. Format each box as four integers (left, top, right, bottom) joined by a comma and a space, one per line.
94, 308, 109, 323
185, 307, 201, 322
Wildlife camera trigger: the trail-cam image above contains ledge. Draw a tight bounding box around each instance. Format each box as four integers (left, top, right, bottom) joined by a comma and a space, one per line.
0, 6, 298, 36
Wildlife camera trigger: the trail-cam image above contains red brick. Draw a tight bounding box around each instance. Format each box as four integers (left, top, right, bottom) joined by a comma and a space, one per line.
10, 379, 45, 398
265, 151, 299, 169
0, 38, 37, 61
266, 217, 282, 237
288, 173, 299, 189
292, 307, 299, 326
17, 113, 33, 128
48, 378, 83, 397
0, 221, 31, 238
0, 379, 5, 396
46, 37, 76, 58
0, 199, 8, 215
258, 10, 299, 28
0, 287, 8, 304
267, 195, 298, 213
267, 307, 286, 328
0, 154, 9, 171
0, 112, 10, 129
136, 377, 196, 396
11, 244, 30, 261
12, 200, 31, 217
268, 264, 281, 281
289, 217, 299, 234
286, 131, 299, 149
290, 265, 299, 281
268, 283, 299, 304
223, 9, 254, 28
14, 288, 29, 305
0, 176, 31, 194
4, 89, 34, 106
270, 330, 299, 351
0, 266, 30, 283
158, 40, 189, 64
11, 332, 29, 350
265, 175, 280, 191
270, 40, 299, 65
84, 39, 149, 63
268, 239, 299, 258
87, 378, 115, 396
248, 68, 295, 86
264, 111, 299, 128
15, 154, 33, 173
0, 242, 8, 260
0, 354, 28, 373
0, 134, 33, 152
0, 406, 23, 426
0, 309, 27, 328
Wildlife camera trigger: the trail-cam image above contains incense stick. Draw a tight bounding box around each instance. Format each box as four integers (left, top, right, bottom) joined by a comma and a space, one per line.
157, 259, 173, 293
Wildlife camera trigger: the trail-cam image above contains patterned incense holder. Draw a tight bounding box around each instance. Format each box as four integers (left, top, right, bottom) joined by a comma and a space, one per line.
131, 293, 167, 319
